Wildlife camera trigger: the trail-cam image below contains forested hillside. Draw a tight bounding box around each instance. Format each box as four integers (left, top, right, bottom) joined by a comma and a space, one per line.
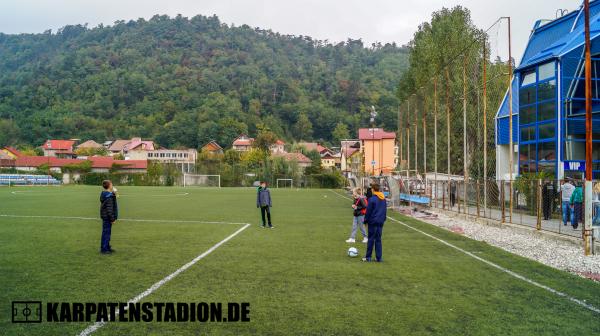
0, 14, 408, 148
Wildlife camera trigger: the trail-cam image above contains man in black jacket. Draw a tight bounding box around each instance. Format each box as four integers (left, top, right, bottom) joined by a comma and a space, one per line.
100, 180, 118, 254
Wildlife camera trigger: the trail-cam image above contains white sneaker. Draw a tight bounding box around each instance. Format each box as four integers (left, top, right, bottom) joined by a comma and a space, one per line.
345, 238, 355, 243
362, 237, 368, 243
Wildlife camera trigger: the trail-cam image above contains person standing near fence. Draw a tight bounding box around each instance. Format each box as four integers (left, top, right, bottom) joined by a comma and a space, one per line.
449, 181, 457, 208
593, 182, 600, 226
346, 188, 368, 243
257, 181, 274, 229
542, 181, 556, 221
559, 179, 575, 226
570, 182, 583, 230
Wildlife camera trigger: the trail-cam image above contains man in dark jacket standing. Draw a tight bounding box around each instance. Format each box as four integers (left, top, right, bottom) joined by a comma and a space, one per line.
257, 181, 273, 228
100, 180, 118, 254
362, 183, 387, 262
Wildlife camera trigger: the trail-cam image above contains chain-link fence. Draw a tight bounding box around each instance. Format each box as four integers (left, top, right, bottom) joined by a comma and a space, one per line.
425, 178, 600, 239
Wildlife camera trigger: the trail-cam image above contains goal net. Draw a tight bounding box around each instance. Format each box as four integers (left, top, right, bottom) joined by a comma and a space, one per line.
276, 178, 293, 188
182, 174, 221, 187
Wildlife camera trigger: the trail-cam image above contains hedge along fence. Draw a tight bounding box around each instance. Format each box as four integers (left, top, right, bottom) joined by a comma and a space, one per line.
77, 162, 182, 186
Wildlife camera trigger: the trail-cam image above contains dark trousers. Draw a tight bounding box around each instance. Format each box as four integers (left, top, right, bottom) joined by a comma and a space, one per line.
572, 202, 583, 228
100, 219, 112, 252
365, 223, 383, 261
260, 206, 272, 227
450, 193, 456, 207
543, 198, 552, 220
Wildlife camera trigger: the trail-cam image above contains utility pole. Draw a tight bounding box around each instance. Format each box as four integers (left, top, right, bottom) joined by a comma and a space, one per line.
483, 36, 488, 216
407, 100, 411, 178
507, 16, 514, 223
463, 57, 468, 215
370, 106, 377, 176
583, 0, 593, 256
423, 88, 427, 175
414, 94, 418, 175
434, 78, 438, 207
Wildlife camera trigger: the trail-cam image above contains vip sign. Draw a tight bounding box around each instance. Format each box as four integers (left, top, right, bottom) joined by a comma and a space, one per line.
564, 161, 585, 171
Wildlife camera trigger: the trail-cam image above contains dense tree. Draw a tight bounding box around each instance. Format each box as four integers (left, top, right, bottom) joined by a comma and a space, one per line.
0, 14, 408, 148
332, 122, 351, 142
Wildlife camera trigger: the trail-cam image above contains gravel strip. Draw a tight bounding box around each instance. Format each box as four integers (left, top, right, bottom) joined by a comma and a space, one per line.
403, 208, 600, 278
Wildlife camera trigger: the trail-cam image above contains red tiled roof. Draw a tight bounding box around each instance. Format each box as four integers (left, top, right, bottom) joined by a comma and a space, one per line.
273, 152, 312, 164
76, 140, 103, 149
42, 140, 75, 150
112, 159, 148, 169
298, 142, 318, 151
358, 128, 396, 140
344, 147, 359, 157
108, 140, 130, 151
15, 156, 80, 167
126, 139, 155, 151
317, 145, 330, 153
275, 139, 285, 145
202, 141, 223, 151
15, 156, 147, 170
3, 146, 23, 157
233, 135, 254, 146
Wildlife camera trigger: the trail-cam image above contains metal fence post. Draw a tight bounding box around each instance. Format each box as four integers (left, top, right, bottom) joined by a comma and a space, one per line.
537, 179, 542, 231
476, 179, 481, 218
501, 180, 506, 223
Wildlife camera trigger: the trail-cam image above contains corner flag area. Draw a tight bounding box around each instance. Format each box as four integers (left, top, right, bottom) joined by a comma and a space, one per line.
1, 186, 599, 335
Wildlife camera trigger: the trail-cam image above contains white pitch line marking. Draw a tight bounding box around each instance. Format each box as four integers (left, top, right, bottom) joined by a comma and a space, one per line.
0, 214, 246, 225
328, 190, 600, 315
10, 191, 190, 197
78, 222, 251, 336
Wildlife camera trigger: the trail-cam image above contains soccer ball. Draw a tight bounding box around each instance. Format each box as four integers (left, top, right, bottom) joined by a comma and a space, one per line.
347, 247, 359, 257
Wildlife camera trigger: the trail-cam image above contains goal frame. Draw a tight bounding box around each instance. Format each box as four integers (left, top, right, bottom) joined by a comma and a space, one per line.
182, 174, 221, 188
276, 178, 293, 188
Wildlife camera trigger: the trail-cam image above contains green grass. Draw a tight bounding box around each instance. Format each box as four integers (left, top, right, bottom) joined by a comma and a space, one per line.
1, 186, 599, 335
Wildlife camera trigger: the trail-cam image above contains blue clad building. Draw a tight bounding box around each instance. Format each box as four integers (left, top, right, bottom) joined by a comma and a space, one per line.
496, 1, 600, 180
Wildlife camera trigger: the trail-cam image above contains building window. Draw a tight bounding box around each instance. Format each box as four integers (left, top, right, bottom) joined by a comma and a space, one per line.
518, 61, 557, 175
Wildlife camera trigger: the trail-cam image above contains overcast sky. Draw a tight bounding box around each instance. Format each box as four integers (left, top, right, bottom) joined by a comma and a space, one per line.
0, 0, 583, 64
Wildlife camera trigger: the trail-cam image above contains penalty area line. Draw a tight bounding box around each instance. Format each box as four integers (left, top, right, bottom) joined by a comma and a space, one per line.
0, 214, 247, 225
328, 190, 600, 315
78, 222, 251, 336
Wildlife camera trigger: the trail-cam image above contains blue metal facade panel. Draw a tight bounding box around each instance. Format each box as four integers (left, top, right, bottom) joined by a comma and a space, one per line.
496, 77, 519, 118
496, 115, 519, 145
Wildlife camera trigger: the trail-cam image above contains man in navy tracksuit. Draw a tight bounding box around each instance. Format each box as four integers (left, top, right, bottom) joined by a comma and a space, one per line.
257, 181, 273, 228
100, 180, 118, 254
362, 183, 387, 262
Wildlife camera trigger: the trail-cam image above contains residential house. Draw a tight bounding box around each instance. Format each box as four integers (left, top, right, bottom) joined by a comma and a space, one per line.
107, 140, 131, 156
358, 128, 398, 176
107, 138, 155, 158
272, 152, 312, 168
340, 140, 362, 178
270, 140, 286, 154
76, 140, 104, 151
298, 142, 331, 155
0, 147, 23, 160
321, 152, 337, 170
232, 135, 254, 151
201, 141, 224, 154
41, 140, 76, 158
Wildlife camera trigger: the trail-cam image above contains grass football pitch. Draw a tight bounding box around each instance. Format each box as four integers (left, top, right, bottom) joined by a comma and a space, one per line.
1, 186, 600, 335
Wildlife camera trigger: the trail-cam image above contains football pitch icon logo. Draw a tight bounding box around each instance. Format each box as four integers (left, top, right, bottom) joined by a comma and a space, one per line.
12, 301, 42, 323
